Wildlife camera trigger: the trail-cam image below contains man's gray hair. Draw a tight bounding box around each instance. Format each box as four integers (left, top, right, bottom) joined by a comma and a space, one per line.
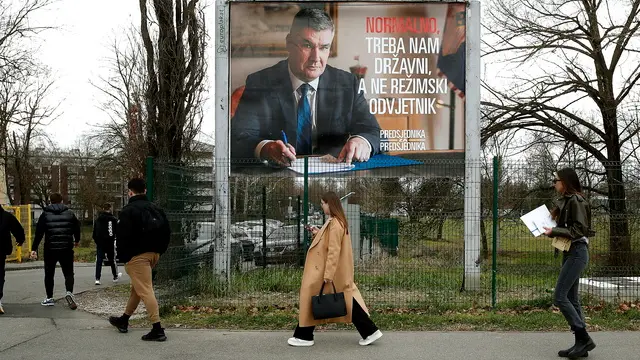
290, 8, 334, 33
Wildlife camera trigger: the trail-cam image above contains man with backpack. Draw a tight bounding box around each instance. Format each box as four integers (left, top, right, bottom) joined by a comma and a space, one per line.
0, 204, 26, 314
93, 203, 122, 285
109, 178, 171, 342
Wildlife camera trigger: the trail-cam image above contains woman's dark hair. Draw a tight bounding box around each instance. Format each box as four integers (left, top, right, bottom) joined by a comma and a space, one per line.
556, 167, 583, 195
321, 191, 349, 234
550, 167, 583, 220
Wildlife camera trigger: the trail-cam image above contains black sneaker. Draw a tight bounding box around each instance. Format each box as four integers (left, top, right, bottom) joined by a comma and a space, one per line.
141, 327, 167, 342
109, 316, 129, 333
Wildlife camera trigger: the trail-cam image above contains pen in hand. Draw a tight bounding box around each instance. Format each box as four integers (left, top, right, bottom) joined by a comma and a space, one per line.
281, 130, 293, 167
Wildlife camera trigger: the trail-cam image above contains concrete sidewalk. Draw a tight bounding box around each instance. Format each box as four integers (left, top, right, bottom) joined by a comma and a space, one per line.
0, 311, 633, 360
2, 261, 634, 359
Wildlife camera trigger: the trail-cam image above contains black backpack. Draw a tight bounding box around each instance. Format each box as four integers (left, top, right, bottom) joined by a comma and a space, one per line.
140, 203, 170, 253
141, 204, 165, 234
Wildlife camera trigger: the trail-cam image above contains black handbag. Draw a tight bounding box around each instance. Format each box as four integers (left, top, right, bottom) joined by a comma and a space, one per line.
311, 282, 347, 320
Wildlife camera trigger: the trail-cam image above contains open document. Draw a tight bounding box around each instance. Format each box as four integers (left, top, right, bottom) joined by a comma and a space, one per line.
520, 205, 556, 237
520, 205, 571, 251
287, 155, 355, 175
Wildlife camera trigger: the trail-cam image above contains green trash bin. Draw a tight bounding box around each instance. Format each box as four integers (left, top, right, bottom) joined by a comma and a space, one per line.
360, 215, 399, 256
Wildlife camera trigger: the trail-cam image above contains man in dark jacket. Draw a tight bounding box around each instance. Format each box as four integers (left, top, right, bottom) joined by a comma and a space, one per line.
93, 203, 122, 285
93, 203, 121, 285
109, 178, 170, 342
0, 205, 26, 314
31, 193, 81, 310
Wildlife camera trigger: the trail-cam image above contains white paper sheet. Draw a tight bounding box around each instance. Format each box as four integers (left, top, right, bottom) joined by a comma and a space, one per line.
520, 205, 557, 237
287, 156, 355, 174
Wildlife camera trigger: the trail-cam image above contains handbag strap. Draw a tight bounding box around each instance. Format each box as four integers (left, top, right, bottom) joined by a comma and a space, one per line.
318, 282, 339, 300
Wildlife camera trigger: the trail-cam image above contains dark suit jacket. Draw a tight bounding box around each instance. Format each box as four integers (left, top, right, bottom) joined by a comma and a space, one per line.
231, 60, 381, 159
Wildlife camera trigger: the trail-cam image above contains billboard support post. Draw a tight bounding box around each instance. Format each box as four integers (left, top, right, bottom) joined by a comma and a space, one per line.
463, 0, 482, 291
214, 0, 231, 284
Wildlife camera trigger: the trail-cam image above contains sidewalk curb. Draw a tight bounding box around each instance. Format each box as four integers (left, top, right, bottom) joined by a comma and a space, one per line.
5, 263, 97, 272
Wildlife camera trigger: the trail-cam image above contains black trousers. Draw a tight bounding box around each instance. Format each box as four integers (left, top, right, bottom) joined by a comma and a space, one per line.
0, 255, 5, 300
293, 299, 378, 341
95, 246, 118, 280
44, 249, 74, 298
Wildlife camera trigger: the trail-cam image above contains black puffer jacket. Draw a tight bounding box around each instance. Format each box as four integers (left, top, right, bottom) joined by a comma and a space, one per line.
0, 205, 26, 255
32, 203, 81, 252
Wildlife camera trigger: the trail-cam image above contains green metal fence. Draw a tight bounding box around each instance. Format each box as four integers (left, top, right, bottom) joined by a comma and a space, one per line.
147, 156, 640, 310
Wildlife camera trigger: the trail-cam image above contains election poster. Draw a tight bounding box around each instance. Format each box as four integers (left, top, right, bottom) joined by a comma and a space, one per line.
228, 2, 466, 175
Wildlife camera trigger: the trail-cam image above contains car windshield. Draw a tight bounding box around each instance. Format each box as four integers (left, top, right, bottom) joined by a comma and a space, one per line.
266, 226, 301, 244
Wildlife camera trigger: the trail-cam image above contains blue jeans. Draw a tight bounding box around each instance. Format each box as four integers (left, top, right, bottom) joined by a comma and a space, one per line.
554, 242, 589, 330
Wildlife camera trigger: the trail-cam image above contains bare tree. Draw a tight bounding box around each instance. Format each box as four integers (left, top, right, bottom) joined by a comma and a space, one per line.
0, 0, 54, 84
482, 0, 640, 268
3, 71, 59, 205
139, 0, 208, 161
90, 28, 149, 177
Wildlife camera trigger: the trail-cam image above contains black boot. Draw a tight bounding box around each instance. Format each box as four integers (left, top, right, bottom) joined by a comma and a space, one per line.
566, 328, 595, 359
558, 346, 589, 357
108, 315, 129, 333
141, 322, 167, 342
558, 326, 589, 357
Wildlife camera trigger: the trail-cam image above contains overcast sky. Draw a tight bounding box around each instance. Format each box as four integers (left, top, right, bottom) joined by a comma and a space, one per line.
28, 0, 215, 149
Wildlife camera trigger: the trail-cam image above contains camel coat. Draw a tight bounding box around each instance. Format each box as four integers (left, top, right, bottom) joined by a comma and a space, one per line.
298, 217, 370, 327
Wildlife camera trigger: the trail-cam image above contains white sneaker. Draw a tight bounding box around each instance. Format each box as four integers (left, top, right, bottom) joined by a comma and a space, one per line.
287, 337, 314, 347
65, 292, 77, 310
41, 298, 55, 306
113, 272, 122, 283
95, 280, 101, 285
359, 330, 383, 346
0, 301, 4, 314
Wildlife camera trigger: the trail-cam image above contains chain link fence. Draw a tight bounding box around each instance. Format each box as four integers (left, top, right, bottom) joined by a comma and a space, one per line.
149, 157, 640, 309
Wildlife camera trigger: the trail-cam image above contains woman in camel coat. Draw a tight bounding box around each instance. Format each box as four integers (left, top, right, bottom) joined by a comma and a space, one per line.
288, 191, 383, 347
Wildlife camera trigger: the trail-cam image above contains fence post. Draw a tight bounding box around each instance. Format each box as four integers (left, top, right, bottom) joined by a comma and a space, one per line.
492, 156, 499, 308
303, 157, 309, 249
145, 156, 154, 201
262, 186, 267, 269
297, 195, 303, 267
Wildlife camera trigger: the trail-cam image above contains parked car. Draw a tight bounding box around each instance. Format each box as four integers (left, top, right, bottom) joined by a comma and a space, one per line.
253, 225, 305, 266
235, 219, 283, 231
245, 225, 277, 245
185, 222, 255, 264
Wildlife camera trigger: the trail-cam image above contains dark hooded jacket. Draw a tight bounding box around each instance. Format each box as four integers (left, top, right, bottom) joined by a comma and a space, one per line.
32, 203, 81, 252
92, 211, 117, 249
0, 205, 26, 255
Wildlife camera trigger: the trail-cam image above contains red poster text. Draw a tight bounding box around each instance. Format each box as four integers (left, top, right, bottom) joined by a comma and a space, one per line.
366, 17, 438, 34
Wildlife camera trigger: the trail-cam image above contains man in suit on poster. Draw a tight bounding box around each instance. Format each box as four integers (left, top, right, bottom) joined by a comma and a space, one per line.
231, 8, 381, 167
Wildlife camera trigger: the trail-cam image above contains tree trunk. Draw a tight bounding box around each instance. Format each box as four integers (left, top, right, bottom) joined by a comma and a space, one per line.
436, 216, 445, 241
601, 102, 632, 271
243, 179, 250, 217
480, 215, 489, 260
606, 163, 632, 270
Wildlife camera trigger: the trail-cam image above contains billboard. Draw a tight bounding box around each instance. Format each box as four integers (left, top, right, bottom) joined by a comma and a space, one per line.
228, 2, 466, 175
